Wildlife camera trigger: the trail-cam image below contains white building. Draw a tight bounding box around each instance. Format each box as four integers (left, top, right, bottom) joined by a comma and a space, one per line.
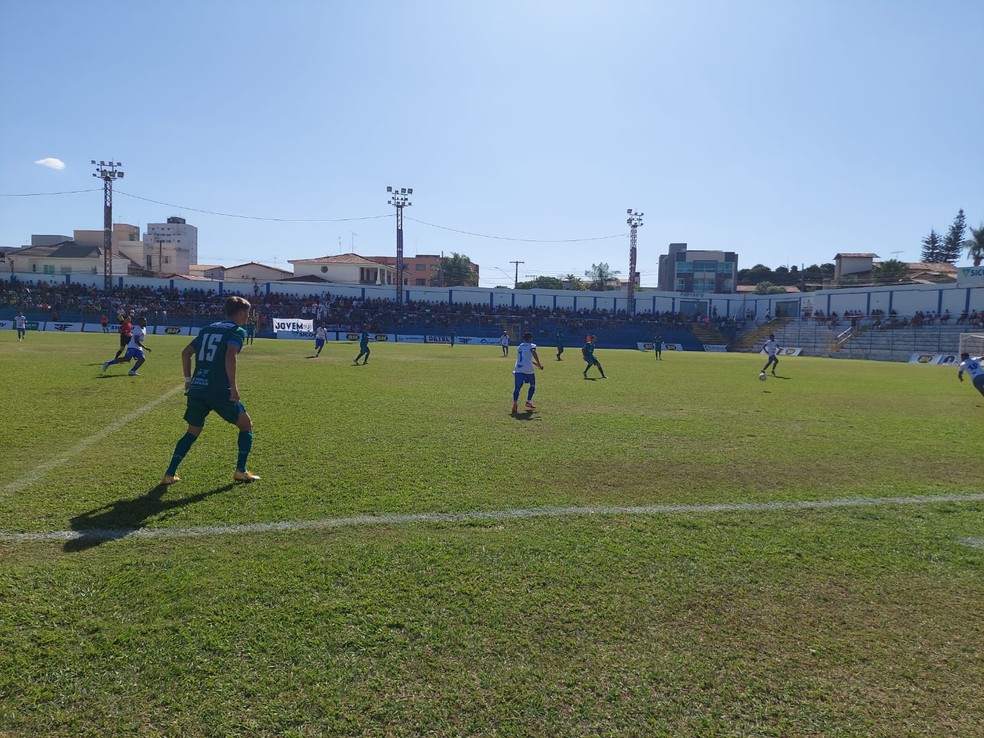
289, 253, 398, 285
144, 217, 198, 275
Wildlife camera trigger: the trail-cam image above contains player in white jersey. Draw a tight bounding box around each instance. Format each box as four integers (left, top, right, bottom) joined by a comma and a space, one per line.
511, 332, 544, 414
500, 331, 510, 357
314, 324, 328, 357
957, 353, 984, 398
761, 334, 781, 375
101, 317, 151, 376
14, 312, 26, 341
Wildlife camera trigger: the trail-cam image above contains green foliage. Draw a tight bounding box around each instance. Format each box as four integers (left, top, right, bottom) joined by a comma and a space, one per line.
738, 263, 833, 290
753, 280, 788, 294
941, 209, 968, 264
966, 223, 984, 267
921, 228, 943, 263
563, 273, 588, 290
431, 252, 477, 287
872, 258, 910, 283
515, 275, 565, 290
2, 332, 984, 736
584, 262, 621, 290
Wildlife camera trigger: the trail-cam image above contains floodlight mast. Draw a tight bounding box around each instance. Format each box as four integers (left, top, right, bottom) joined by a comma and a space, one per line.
387, 185, 413, 307
92, 160, 125, 291
626, 209, 644, 316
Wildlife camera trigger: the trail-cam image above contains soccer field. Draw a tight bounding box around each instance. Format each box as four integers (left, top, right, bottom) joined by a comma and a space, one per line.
1, 332, 983, 737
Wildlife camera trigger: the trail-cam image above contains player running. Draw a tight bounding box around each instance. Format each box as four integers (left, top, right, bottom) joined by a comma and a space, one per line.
101, 317, 151, 376
314, 323, 328, 357
582, 335, 607, 379
761, 334, 781, 376
354, 326, 371, 365
161, 296, 260, 485
512, 332, 544, 413
957, 352, 984, 399
114, 315, 132, 360
14, 312, 26, 341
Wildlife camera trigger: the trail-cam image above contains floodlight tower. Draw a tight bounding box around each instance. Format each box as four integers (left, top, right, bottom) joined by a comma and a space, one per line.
387, 185, 413, 307
92, 160, 125, 291
626, 209, 644, 316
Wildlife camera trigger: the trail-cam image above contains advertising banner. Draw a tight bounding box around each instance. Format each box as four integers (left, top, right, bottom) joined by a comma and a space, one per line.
48, 322, 83, 333
761, 347, 803, 356
909, 352, 959, 365
273, 318, 314, 338
455, 336, 503, 346
636, 342, 683, 351
342, 332, 392, 342
397, 334, 425, 343
156, 325, 188, 336
703, 345, 728, 352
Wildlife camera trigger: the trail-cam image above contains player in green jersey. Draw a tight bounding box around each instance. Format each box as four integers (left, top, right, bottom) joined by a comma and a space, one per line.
581, 335, 607, 379
161, 295, 260, 485
354, 325, 371, 365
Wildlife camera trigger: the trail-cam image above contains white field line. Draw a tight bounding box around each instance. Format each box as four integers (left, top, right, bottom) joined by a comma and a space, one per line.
2, 492, 983, 544
0, 384, 185, 498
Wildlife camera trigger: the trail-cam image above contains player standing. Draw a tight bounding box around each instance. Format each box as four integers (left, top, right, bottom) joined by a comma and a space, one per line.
161, 295, 259, 485
957, 353, 984, 398
101, 317, 150, 376
654, 334, 663, 360
582, 335, 607, 379
354, 325, 371, 365
512, 332, 544, 414
500, 331, 510, 357
555, 330, 565, 361
761, 334, 780, 376
14, 312, 26, 341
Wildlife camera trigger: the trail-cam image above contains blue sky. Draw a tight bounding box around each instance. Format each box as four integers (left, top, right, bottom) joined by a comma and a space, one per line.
1, 0, 982, 287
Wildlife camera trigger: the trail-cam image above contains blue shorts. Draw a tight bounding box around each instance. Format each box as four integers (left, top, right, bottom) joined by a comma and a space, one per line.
124, 347, 145, 361
514, 372, 536, 390
315, 338, 325, 349
184, 393, 246, 427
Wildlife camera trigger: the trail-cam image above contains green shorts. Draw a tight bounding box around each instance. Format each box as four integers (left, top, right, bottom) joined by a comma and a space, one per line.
183, 393, 246, 427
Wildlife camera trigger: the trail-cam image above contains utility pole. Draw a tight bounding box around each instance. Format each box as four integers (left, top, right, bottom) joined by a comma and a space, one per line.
626, 209, 644, 316
387, 186, 412, 307
158, 239, 164, 276
91, 160, 124, 291
510, 260, 524, 289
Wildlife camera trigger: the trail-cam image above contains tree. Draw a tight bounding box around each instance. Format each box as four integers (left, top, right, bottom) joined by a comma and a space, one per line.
966, 223, 984, 267
753, 281, 787, 295
515, 276, 564, 290
584, 263, 621, 291
921, 229, 943, 263
872, 259, 909, 284
941, 209, 967, 264
737, 264, 773, 285
431, 252, 477, 287
563, 274, 587, 290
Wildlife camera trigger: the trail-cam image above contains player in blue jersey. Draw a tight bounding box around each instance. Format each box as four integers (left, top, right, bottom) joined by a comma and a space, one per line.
161, 296, 260, 485
512, 332, 544, 414
957, 353, 984, 399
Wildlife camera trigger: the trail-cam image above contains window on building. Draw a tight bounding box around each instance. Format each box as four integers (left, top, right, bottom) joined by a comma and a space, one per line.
146, 256, 153, 269
416, 278, 426, 286
675, 278, 686, 291
415, 263, 426, 271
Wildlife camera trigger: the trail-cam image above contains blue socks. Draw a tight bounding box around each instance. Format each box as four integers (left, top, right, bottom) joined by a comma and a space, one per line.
166, 432, 198, 476
237, 431, 253, 472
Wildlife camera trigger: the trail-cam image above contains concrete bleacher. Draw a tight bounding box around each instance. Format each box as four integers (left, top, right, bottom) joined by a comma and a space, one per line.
833, 323, 971, 361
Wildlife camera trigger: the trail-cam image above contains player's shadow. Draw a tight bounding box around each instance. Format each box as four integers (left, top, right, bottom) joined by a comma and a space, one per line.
63, 482, 236, 553
510, 411, 540, 421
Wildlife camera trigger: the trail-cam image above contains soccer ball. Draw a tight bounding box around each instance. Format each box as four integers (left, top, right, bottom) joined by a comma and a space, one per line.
759, 372, 767, 381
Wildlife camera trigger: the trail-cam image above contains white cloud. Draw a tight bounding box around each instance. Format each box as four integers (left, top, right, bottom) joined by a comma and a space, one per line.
35, 157, 65, 170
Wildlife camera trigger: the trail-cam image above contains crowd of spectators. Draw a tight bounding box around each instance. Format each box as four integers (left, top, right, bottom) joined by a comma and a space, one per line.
0, 279, 748, 338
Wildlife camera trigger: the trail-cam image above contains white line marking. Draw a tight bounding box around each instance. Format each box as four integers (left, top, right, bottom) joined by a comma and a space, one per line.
1, 492, 982, 544
961, 537, 984, 549
1, 384, 185, 498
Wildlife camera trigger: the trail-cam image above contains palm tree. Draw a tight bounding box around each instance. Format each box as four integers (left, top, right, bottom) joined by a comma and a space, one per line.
563, 274, 586, 290
966, 223, 984, 267
584, 263, 621, 291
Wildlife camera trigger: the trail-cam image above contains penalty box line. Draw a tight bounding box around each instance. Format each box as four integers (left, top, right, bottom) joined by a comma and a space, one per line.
2, 492, 983, 544
0, 384, 186, 499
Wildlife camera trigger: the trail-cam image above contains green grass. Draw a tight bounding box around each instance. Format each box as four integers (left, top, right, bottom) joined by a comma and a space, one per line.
1, 331, 983, 737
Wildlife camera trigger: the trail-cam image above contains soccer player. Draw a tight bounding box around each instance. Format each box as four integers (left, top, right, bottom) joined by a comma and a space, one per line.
314, 323, 328, 357
101, 317, 150, 376
354, 325, 371, 365
761, 334, 780, 375
957, 352, 984, 398
161, 295, 259, 485
512, 332, 544, 413
245, 316, 256, 346
500, 331, 510, 357
555, 330, 564, 361
114, 315, 132, 360
582, 335, 606, 379
654, 334, 663, 360
14, 312, 26, 341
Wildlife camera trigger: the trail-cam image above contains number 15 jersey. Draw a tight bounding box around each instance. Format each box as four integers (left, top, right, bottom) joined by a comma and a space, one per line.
188, 320, 246, 398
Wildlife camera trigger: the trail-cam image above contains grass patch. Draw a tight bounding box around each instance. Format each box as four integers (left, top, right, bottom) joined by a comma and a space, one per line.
1, 332, 982, 736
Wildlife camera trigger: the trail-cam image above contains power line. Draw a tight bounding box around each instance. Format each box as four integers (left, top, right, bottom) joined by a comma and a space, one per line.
0, 188, 101, 197
116, 191, 391, 223
407, 216, 627, 243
